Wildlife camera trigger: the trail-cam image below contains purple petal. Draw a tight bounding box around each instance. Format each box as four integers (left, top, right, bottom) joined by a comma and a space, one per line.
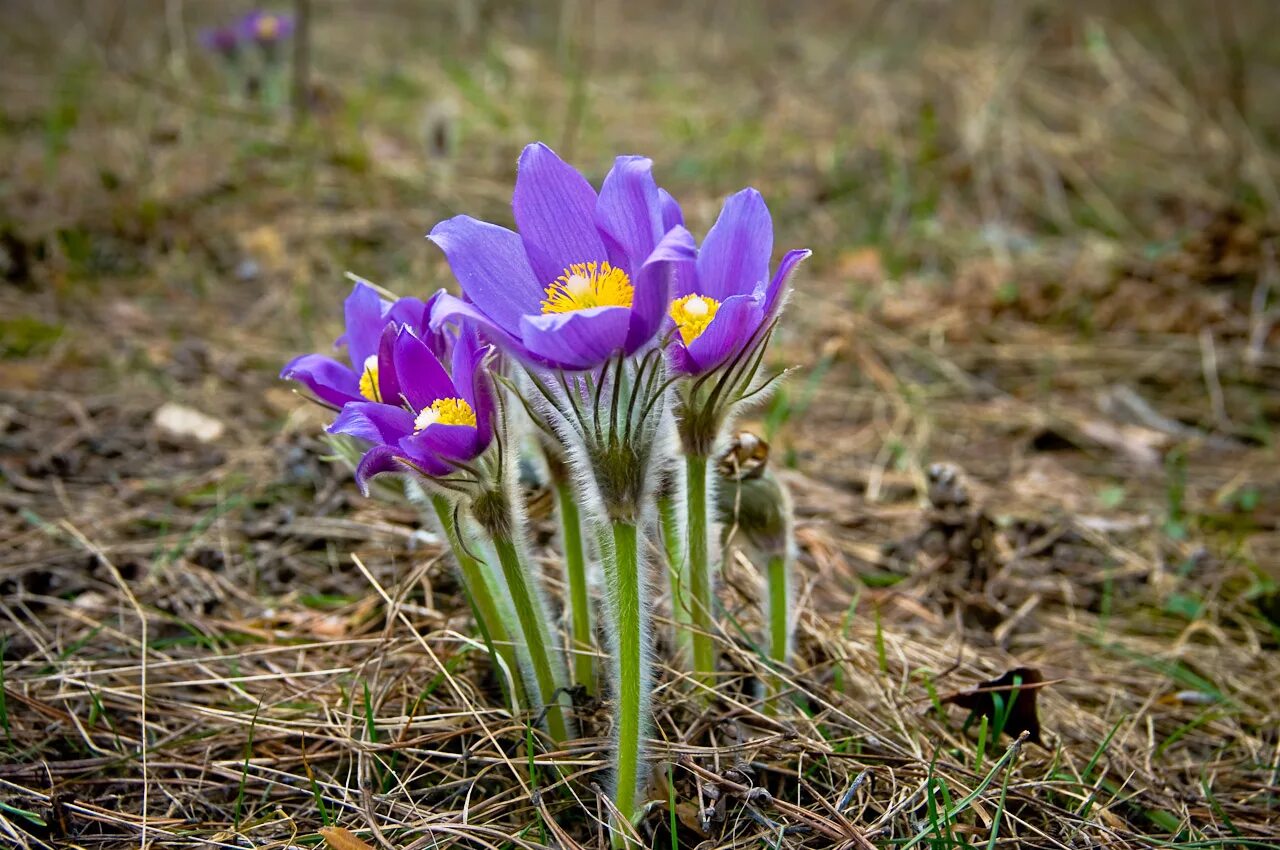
403, 423, 483, 467
392, 328, 457, 411
449, 323, 495, 447
595, 156, 663, 271
696, 188, 773, 302
512, 142, 607, 284
764, 248, 812, 317
400, 290, 450, 361
429, 291, 546, 367
376, 325, 401, 404
328, 402, 415, 445
658, 188, 685, 231
393, 442, 452, 477
427, 216, 543, 330
342, 282, 390, 367
386, 295, 430, 335
280, 354, 361, 407
625, 225, 697, 352
669, 293, 764, 375
354, 445, 406, 496
519, 307, 632, 370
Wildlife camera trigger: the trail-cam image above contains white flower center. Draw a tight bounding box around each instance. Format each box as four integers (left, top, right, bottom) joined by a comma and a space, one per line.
414, 407, 442, 431
683, 296, 710, 318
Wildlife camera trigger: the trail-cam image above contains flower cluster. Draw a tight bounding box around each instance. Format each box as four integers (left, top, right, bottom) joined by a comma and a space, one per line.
199, 10, 294, 59
282, 143, 808, 844
199, 9, 295, 106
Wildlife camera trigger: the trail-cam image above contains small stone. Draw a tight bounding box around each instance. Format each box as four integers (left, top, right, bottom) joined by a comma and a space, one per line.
154, 402, 226, 444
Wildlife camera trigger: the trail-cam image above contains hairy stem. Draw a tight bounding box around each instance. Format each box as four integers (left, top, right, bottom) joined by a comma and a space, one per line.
658, 494, 691, 661
429, 494, 523, 707
491, 534, 571, 743
766, 553, 789, 712
556, 481, 595, 692
685, 453, 717, 688
604, 520, 645, 846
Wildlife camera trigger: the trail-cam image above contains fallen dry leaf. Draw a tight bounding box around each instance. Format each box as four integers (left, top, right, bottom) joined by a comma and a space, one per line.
942, 667, 1048, 747
319, 826, 376, 850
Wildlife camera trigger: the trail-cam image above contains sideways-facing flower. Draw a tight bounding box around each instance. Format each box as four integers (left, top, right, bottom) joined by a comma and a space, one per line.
328, 323, 495, 494
199, 25, 241, 58
280, 282, 436, 409
662, 188, 810, 376
237, 10, 295, 47
428, 143, 695, 371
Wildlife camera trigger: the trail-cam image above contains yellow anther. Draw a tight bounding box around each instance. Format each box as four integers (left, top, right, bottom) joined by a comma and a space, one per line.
669, 293, 722, 344
358, 355, 381, 402
256, 15, 280, 40
540, 261, 633, 314
413, 397, 476, 432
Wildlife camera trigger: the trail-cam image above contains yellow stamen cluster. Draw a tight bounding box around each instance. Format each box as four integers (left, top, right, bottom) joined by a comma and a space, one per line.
669, 293, 721, 344
540, 262, 633, 314
256, 14, 280, 39
358, 355, 381, 402
414, 397, 477, 432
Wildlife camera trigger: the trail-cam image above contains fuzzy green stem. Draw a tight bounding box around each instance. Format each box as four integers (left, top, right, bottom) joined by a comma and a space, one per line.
658, 494, 692, 660
605, 520, 644, 846
429, 494, 523, 706
685, 453, 717, 688
556, 481, 595, 692
491, 534, 570, 744
766, 553, 789, 711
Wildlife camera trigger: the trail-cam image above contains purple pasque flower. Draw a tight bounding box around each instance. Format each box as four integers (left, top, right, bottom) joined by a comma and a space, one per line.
280, 281, 438, 408
427, 142, 696, 371
328, 323, 495, 494
199, 25, 241, 58
661, 188, 810, 376
237, 10, 295, 45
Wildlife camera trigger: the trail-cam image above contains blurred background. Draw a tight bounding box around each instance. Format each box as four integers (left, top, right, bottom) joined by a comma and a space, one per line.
3, 0, 1277, 566
2, 1, 1278, 846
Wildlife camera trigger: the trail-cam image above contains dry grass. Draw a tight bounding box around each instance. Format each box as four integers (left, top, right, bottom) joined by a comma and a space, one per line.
1, 1, 1278, 848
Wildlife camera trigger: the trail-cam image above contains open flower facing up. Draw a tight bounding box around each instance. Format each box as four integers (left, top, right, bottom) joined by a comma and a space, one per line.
428, 143, 695, 371
280, 282, 436, 410
662, 188, 810, 376
327, 323, 495, 494
658, 188, 810, 701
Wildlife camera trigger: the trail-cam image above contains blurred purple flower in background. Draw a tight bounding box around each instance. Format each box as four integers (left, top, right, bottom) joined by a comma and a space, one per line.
328, 323, 496, 492
662, 189, 810, 376
428, 143, 696, 371
198, 25, 241, 59
280, 281, 436, 408
237, 10, 295, 47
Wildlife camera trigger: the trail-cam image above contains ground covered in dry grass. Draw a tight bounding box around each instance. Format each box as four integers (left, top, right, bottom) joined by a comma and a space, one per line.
2, 2, 1278, 848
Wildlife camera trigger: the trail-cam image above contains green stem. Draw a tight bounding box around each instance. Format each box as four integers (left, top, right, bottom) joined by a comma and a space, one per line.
556, 481, 595, 692
491, 534, 571, 744
429, 495, 523, 707
604, 520, 644, 846
658, 493, 692, 662
685, 453, 717, 688
766, 553, 789, 711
